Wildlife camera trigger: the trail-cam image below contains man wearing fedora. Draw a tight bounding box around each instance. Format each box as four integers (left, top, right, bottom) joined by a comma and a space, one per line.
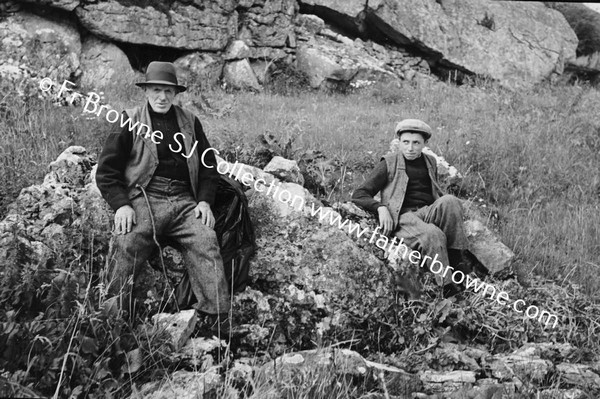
352, 119, 472, 294
96, 61, 230, 316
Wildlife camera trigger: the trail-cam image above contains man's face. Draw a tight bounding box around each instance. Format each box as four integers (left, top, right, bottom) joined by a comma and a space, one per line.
144, 84, 177, 113
397, 132, 427, 160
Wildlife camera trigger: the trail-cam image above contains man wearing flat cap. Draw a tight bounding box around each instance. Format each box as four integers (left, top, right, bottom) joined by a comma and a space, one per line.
352, 119, 471, 294
96, 61, 230, 315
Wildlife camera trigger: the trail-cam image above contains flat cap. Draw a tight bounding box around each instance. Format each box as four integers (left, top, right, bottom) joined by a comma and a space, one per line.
394, 119, 432, 140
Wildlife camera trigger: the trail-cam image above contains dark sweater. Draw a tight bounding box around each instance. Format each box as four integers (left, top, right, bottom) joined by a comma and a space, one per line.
149, 105, 190, 182
96, 103, 219, 211
351, 155, 433, 213
402, 155, 434, 209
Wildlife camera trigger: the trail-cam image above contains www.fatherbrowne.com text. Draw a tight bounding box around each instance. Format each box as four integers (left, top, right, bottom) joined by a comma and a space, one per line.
199, 149, 560, 329
39, 77, 560, 329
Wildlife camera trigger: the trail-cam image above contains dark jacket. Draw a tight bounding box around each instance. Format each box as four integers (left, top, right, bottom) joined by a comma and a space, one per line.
352, 152, 443, 229
96, 103, 219, 211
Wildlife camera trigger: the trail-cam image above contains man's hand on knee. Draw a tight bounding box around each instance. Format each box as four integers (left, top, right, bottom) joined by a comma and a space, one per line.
377, 206, 394, 236
194, 201, 215, 229
114, 205, 136, 235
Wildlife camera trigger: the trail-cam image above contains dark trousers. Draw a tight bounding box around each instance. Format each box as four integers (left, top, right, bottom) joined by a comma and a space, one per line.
105, 176, 230, 314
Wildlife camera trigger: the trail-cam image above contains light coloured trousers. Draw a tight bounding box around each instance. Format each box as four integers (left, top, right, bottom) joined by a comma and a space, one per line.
394, 194, 469, 283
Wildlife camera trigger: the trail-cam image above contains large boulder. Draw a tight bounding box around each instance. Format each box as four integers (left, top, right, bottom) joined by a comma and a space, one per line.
80, 35, 137, 90
174, 52, 224, 91
17, 0, 79, 12
298, 0, 367, 35
294, 16, 433, 89
3, 147, 600, 397
0, 11, 80, 84
237, 0, 297, 48
295, 36, 397, 89
366, 0, 577, 87
299, 0, 578, 87
222, 59, 262, 90
75, 0, 238, 51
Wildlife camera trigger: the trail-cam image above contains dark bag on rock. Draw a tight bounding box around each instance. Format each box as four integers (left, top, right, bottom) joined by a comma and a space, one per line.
174, 174, 256, 308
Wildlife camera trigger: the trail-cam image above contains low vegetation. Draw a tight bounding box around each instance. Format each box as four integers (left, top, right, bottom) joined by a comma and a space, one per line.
1, 70, 599, 397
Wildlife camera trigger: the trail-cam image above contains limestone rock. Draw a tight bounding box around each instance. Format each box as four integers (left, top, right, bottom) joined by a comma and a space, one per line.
238, 0, 296, 48
295, 39, 396, 89
174, 52, 224, 91
250, 60, 271, 84
80, 35, 136, 90
0, 11, 80, 84
4, 146, 600, 398
222, 59, 261, 91
152, 309, 197, 350
489, 351, 551, 383
419, 370, 477, 393
257, 348, 408, 388
177, 337, 227, 367
556, 363, 600, 389
296, 45, 340, 88
514, 342, 576, 360
224, 40, 252, 61
365, 0, 577, 87
180, 337, 226, 358
231, 322, 271, 347
294, 13, 325, 35
47, 146, 94, 186
264, 156, 304, 185
76, 1, 237, 51
130, 367, 224, 399
17, 0, 79, 12
298, 0, 366, 34
247, 46, 290, 61
539, 388, 587, 399
463, 219, 514, 275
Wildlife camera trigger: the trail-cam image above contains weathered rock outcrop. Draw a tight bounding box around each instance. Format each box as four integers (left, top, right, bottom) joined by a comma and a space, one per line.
133, 340, 600, 398
75, 1, 238, 51
0, 11, 80, 83
237, 0, 297, 48
549, 2, 600, 57
294, 12, 434, 88
2, 146, 598, 398
18, 0, 78, 11
299, 0, 578, 87
80, 35, 137, 90
174, 52, 224, 91
4, 0, 578, 91
223, 59, 262, 91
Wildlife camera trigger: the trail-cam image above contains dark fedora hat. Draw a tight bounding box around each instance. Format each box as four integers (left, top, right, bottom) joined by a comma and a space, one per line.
136, 61, 187, 92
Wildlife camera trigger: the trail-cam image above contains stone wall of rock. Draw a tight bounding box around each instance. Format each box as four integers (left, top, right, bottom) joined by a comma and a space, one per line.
0, 10, 81, 85
299, 0, 578, 88
0, 0, 580, 91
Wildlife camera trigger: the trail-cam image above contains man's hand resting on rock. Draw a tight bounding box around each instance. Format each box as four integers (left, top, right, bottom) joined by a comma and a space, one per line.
194, 201, 215, 229
377, 205, 394, 236
115, 205, 136, 235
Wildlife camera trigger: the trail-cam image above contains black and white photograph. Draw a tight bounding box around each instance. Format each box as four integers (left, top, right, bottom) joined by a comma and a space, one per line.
0, 0, 599, 397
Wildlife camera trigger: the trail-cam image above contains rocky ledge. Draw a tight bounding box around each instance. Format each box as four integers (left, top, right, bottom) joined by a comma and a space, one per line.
1, 146, 598, 398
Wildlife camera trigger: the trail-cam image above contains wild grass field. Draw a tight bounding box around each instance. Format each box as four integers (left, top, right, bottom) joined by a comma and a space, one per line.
1, 74, 600, 397
3, 76, 599, 296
